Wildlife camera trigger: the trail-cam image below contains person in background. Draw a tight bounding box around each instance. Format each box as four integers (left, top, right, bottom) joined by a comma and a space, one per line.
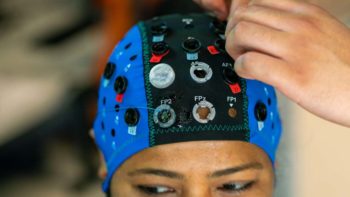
194, 0, 350, 128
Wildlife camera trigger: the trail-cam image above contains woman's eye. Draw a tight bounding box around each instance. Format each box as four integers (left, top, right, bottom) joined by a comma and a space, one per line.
218, 181, 255, 193
137, 185, 175, 195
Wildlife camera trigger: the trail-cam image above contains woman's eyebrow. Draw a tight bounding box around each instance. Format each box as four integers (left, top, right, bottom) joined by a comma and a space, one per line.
128, 168, 184, 179
127, 162, 262, 179
210, 162, 263, 178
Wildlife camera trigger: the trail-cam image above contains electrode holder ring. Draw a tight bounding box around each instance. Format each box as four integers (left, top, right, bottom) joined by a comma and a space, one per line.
254, 101, 268, 122
192, 100, 216, 124
190, 62, 213, 83
125, 108, 140, 126
182, 37, 201, 53
151, 22, 168, 36
222, 66, 239, 85
153, 104, 177, 128
151, 42, 170, 55
114, 76, 128, 94
104, 62, 116, 79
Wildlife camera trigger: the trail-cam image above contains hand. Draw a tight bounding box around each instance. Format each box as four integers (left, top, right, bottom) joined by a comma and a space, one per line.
225, 0, 350, 127
193, 0, 238, 20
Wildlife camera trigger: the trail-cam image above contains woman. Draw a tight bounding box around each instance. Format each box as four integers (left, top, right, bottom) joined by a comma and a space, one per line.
93, 14, 282, 196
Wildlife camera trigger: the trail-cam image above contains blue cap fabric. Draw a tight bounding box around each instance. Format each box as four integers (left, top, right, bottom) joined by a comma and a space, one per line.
93, 14, 282, 192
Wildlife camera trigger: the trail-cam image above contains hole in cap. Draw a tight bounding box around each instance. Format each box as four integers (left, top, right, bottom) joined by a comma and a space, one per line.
114, 76, 128, 94
101, 121, 105, 130
272, 122, 275, 130
223, 67, 238, 85
190, 62, 213, 83
194, 69, 207, 79
152, 42, 169, 55
111, 129, 116, 137
102, 97, 106, 105
182, 37, 201, 53
268, 98, 272, 106
124, 42, 132, 50
130, 55, 137, 61
125, 108, 140, 126
255, 102, 268, 121
104, 62, 116, 79
215, 39, 226, 52
115, 104, 120, 112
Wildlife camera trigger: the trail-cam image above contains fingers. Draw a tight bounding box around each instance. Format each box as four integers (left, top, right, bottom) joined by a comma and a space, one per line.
230, 0, 250, 14
193, 0, 230, 20
225, 0, 331, 36
249, 0, 330, 18
249, 0, 309, 13
226, 0, 250, 28
227, 5, 305, 34
234, 52, 294, 89
226, 0, 250, 34
226, 21, 291, 59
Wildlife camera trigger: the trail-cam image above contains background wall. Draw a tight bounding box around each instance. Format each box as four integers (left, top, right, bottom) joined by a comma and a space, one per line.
293, 104, 350, 197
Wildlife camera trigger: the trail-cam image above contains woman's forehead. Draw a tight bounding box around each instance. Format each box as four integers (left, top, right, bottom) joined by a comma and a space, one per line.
119, 141, 269, 168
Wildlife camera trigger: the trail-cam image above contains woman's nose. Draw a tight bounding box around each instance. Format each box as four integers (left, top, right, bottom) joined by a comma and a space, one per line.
182, 183, 214, 197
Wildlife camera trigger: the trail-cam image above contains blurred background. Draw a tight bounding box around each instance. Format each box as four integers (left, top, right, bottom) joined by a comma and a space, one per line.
0, 0, 348, 197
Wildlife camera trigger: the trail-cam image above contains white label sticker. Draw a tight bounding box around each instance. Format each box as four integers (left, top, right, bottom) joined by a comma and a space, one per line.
112, 142, 117, 150
128, 126, 137, 136
186, 53, 198, 61
116, 51, 123, 59
115, 115, 119, 125
258, 121, 265, 131
124, 63, 131, 73
264, 87, 269, 96
153, 35, 165, 42
103, 79, 109, 88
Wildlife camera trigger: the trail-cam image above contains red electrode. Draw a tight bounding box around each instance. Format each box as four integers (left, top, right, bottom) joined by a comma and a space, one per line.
116, 94, 124, 103
229, 83, 242, 94
150, 50, 170, 63
207, 45, 220, 55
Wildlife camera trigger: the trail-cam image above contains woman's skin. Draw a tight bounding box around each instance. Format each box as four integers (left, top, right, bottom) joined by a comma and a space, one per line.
193, 0, 350, 127
105, 141, 274, 197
